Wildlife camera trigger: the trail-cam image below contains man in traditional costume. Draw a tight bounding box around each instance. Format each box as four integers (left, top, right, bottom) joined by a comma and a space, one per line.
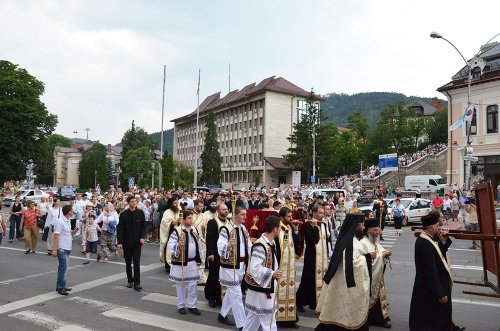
275, 207, 302, 329
217, 205, 251, 329
167, 210, 202, 315
360, 218, 392, 328
409, 212, 453, 331
160, 196, 180, 273
205, 202, 228, 308
203, 197, 218, 222
242, 216, 282, 331
296, 204, 329, 312
315, 213, 373, 331
192, 199, 208, 284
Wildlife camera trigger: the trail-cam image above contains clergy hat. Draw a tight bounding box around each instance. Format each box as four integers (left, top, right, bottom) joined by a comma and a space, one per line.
364, 218, 379, 229
167, 196, 178, 207
421, 213, 439, 226
207, 197, 217, 205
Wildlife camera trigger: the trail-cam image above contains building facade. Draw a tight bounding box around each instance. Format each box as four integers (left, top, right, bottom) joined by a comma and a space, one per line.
54, 141, 122, 187
172, 76, 314, 188
438, 42, 500, 189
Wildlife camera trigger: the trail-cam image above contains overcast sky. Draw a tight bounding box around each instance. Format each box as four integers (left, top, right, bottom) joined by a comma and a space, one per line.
2, 0, 499, 144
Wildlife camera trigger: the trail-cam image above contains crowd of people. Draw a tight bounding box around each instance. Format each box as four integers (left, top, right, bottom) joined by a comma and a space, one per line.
398, 143, 447, 166
1, 181, 476, 331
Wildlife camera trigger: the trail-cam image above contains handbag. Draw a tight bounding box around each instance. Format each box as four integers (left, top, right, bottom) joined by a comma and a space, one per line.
37, 216, 45, 228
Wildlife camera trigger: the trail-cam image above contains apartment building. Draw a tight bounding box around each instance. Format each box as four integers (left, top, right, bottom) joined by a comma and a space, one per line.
172, 76, 314, 188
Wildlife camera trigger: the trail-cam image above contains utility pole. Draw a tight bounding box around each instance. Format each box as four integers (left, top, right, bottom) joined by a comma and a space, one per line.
152, 162, 155, 189
159, 65, 166, 189
84, 128, 91, 140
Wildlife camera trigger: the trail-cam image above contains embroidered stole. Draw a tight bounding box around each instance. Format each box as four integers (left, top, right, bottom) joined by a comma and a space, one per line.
420, 232, 453, 286
193, 212, 207, 284
314, 221, 328, 301
276, 222, 297, 322
363, 238, 389, 319
163, 209, 180, 264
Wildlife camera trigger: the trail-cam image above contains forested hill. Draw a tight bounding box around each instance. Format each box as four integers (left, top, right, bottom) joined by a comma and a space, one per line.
150, 128, 174, 154
321, 92, 447, 127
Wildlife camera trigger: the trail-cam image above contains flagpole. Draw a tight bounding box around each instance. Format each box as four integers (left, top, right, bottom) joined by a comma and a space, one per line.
229, 62, 231, 93
159, 65, 166, 189
193, 69, 201, 187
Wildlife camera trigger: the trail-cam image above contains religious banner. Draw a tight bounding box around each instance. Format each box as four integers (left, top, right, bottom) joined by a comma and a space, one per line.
244, 210, 278, 242
292, 208, 306, 258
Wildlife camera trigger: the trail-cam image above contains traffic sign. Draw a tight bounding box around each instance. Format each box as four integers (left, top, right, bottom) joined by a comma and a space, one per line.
310, 175, 316, 184
462, 156, 478, 162
379, 153, 398, 171
128, 177, 135, 188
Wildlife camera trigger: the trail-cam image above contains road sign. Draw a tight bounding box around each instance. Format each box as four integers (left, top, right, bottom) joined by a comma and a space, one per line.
292, 171, 301, 186
463, 156, 478, 162
128, 177, 135, 188
379, 153, 398, 171
310, 175, 316, 184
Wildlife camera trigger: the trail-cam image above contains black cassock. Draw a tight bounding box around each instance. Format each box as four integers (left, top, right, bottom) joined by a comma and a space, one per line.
204, 218, 223, 304
409, 236, 453, 331
296, 222, 321, 309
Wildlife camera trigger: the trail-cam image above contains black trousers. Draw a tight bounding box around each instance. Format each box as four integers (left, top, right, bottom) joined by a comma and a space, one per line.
123, 245, 142, 285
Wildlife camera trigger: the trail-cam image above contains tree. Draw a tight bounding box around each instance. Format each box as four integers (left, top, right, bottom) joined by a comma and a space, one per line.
347, 110, 369, 143
105, 158, 116, 188
200, 111, 222, 185
426, 109, 448, 144
284, 91, 326, 182
79, 142, 107, 189
174, 160, 194, 189
160, 154, 175, 190
34, 134, 72, 185
121, 147, 154, 188
121, 120, 156, 156
0, 60, 58, 183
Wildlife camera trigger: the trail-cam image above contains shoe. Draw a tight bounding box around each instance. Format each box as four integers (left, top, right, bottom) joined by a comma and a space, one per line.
48, 251, 52, 255
134, 285, 142, 292
31, 251, 36, 254
25, 249, 31, 254
469, 246, 477, 250
81, 251, 85, 254
297, 305, 305, 312
57, 289, 69, 296
65, 287, 72, 291
127, 282, 134, 288
217, 314, 235, 326
97, 255, 101, 262
178, 308, 186, 314
453, 326, 466, 331
9, 239, 13, 243
380, 235, 385, 241
380, 321, 392, 329
188, 308, 201, 315
208, 300, 216, 308
290, 324, 300, 329
83, 261, 90, 265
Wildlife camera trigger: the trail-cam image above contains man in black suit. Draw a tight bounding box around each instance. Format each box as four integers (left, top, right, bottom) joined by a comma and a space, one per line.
247, 193, 260, 210
117, 195, 146, 291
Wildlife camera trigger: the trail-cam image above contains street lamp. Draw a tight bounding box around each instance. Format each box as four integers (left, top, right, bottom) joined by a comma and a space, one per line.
430, 31, 499, 191
152, 162, 155, 189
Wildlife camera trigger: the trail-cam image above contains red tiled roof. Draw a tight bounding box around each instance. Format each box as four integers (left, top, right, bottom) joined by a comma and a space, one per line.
172, 76, 314, 123
264, 157, 289, 169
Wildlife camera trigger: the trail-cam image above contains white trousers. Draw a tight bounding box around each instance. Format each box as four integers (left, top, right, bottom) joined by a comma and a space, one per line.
47, 227, 54, 251
243, 311, 277, 331
176, 281, 198, 309
220, 285, 246, 328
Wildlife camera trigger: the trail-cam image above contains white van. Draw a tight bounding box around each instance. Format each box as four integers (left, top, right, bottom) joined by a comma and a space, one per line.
404, 175, 446, 192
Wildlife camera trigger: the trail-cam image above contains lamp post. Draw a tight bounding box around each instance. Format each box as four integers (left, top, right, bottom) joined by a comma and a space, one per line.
229, 163, 233, 190
430, 31, 499, 191
152, 162, 155, 189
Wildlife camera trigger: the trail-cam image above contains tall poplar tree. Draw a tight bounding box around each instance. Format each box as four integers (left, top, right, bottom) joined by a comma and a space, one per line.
200, 111, 222, 185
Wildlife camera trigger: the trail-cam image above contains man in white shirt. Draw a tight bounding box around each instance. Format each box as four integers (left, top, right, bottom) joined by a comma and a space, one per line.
52, 204, 79, 295
85, 188, 93, 200
179, 191, 194, 209
344, 194, 354, 212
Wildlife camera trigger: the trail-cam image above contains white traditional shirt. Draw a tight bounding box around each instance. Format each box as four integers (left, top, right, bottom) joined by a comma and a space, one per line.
167, 225, 201, 283
217, 222, 251, 287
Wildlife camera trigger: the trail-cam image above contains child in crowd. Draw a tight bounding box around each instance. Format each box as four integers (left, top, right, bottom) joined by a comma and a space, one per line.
167, 210, 202, 315
82, 214, 99, 265
80, 202, 94, 254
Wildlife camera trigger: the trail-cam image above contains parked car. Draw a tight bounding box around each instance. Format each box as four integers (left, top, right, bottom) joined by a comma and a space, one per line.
386, 198, 432, 226
3, 189, 49, 206
58, 186, 76, 201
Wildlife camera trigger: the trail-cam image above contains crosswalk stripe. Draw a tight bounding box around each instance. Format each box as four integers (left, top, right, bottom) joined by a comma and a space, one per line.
102, 306, 226, 331
8, 310, 94, 331
142, 292, 318, 329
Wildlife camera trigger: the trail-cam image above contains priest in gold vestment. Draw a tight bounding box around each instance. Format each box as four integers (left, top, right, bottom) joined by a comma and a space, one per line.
315, 213, 373, 331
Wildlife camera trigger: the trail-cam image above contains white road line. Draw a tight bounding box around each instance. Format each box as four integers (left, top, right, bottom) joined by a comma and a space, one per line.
102, 307, 224, 331
68, 296, 118, 310
0, 264, 86, 285
0, 262, 163, 315
449, 248, 480, 252
453, 298, 500, 308
142, 292, 318, 329
8, 310, 94, 331
390, 261, 483, 271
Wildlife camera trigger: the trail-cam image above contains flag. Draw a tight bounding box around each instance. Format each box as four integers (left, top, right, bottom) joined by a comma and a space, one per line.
196, 69, 200, 96
449, 104, 475, 131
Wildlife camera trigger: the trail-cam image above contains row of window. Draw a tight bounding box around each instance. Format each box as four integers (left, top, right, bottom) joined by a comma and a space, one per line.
468, 104, 498, 134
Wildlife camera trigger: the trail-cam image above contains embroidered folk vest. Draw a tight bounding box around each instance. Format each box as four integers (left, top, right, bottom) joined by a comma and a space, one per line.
220, 223, 249, 269
243, 237, 276, 294
170, 226, 201, 266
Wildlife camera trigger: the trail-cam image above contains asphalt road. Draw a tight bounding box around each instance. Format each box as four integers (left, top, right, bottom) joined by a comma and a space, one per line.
0, 210, 499, 331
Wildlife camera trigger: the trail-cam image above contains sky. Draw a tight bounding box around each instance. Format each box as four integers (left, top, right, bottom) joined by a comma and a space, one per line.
2, 0, 500, 144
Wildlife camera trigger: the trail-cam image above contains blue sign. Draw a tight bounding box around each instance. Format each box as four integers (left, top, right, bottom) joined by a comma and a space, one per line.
310, 175, 316, 183
379, 153, 398, 171
128, 177, 135, 183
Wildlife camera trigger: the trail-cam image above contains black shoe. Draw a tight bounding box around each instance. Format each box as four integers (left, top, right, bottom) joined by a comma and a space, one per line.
188, 308, 201, 315
208, 300, 216, 308
48, 251, 52, 255
25, 249, 30, 254
83, 261, 90, 265
134, 285, 142, 292
289, 324, 300, 329
65, 287, 72, 291
127, 282, 133, 288
217, 314, 235, 326
454, 326, 466, 331
97, 255, 101, 262
57, 289, 69, 296
178, 308, 186, 314
380, 235, 385, 241
382, 321, 392, 329
297, 305, 305, 312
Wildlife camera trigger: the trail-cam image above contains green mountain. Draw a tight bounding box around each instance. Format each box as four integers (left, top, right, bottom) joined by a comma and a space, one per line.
321, 92, 447, 127
150, 128, 174, 154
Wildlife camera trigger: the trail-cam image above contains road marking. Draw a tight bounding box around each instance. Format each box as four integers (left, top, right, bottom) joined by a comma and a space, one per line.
0, 264, 86, 285
0, 262, 163, 315
390, 261, 483, 271
449, 248, 480, 252
102, 307, 225, 331
0, 246, 134, 267
141, 292, 318, 329
8, 310, 94, 331
453, 298, 500, 308
68, 296, 118, 310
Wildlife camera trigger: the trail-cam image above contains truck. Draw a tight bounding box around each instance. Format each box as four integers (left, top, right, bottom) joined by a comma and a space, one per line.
404, 175, 446, 193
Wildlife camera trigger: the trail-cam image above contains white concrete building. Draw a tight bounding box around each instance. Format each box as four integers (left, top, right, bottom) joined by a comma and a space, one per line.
172, 76, 314, 188
438, 42, 500, 189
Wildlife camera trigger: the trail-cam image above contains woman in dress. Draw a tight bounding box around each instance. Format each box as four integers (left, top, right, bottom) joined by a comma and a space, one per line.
391, 198, 406, 235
